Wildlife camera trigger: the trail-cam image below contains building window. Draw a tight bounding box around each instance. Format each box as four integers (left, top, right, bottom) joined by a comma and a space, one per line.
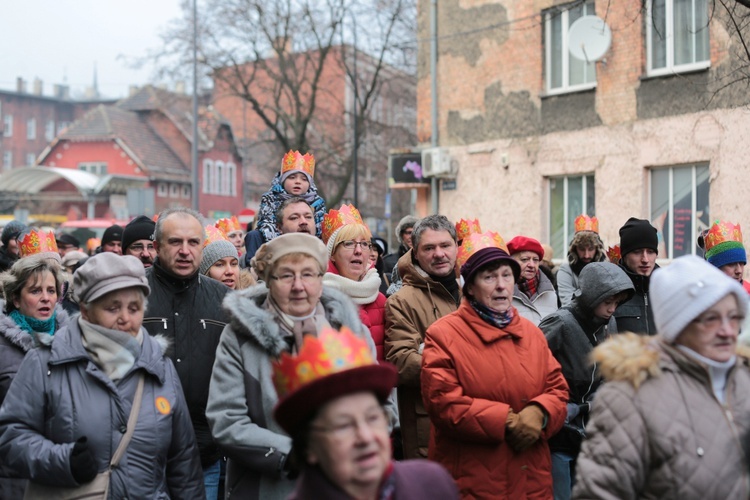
27, 118, 36, 140
169, 184, 179, 198
647, 0, 709, 76
227, 162, 236, 196
650, 163, 709, 259
181, 185, 191, 199
26, 153, 36, 166
203, 159, 213, 194
548, 174, 596, 258
45, 120, 55, 141
545, 1, 596, 94
157, 183, 168, 197
215, 161, 224, 195
3, 115, 12, 137
78, 162, 107, 175
3, 151, 12, 170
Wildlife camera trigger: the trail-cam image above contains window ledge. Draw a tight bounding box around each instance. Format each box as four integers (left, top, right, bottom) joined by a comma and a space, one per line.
540, 85, 597, 100
642, 62, 710, 82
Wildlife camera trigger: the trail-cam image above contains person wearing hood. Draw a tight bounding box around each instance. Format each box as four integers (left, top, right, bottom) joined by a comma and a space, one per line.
539, 262, 634, 500
573, 255, 750, 499
556, 216, 606, 307
0, 220, 26, 273
612, 217, 659, 335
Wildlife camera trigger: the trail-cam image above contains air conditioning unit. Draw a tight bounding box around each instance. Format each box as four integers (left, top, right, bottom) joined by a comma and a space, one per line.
421, 147, 455, 178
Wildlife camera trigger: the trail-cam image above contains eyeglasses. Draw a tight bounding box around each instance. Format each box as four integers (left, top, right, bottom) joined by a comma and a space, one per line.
309, 408, 388, 441
269, 271, 323, 285
691, 313, 745, 330
338, 240, 372, 251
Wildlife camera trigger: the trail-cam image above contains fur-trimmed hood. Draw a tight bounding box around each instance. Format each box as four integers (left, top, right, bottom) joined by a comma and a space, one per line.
222, 282, 367, 357
0, 303, 70, 353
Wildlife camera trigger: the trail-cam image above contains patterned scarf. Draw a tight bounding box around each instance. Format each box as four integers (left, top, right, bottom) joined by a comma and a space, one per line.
377, 461, 396, 500
9, 309, 57, 346
518, 271, 539, 299
469, 299, 514, 330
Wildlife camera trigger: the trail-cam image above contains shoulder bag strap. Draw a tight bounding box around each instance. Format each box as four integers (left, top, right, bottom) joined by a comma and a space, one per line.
110, 372, 146, 468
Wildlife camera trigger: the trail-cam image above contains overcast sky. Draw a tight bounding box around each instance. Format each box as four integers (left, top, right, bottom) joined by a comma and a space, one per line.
0, 0, 184, 99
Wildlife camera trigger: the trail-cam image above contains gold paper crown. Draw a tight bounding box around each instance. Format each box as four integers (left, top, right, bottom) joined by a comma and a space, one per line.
281, 150, 315, 177
272, 326, 375, 400
86, 238, 101, 252
321, 204, 365, 244
455, 219, 482, 242
203, 225, 231, 248
574, 215, 599, 233
704, 220, 744, 251
606, 245, 621, 263
215, 216, 242, 235
19, 230, 58, 258
456, 231, 510, 271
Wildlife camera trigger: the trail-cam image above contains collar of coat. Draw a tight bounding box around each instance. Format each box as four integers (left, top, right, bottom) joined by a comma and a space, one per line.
0, 303, 70, 353
457, 300, 530, 343
396, 249, 460, 298
221, 283, 368, 357
151, 259, 200, 292
618, 262, 660, 294
513, 270, 555, 304
47, 315, 169, 384
591, 332, 750, 390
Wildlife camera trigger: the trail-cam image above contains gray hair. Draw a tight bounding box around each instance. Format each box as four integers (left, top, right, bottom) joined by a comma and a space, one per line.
275, 197, 312, 227
1, 256, 64, 314
154, 207, 206, 244
412, 215, 457, 251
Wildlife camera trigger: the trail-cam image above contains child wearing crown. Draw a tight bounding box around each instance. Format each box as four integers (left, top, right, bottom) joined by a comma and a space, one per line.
256, 151, 327, 243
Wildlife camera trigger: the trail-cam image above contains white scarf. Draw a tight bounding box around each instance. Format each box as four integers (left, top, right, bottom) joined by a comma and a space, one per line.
323, 267, 381, 305
676, 345, 735, 404
78, 318, 143, 382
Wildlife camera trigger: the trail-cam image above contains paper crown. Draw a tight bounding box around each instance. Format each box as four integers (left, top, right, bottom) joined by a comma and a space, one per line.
704, 221, 744, 251
272, 326, 375, 400
574, 215, 599, 233
456, 231, 510, 271
606, 245, 621, 263
281, 150, 315, 177
19, 230, 59, 258
86, 238, 101, 252
321, 204, 365, 244
203, 225, 231, 247
215, 216, 242, 235
455, 219, 482, 242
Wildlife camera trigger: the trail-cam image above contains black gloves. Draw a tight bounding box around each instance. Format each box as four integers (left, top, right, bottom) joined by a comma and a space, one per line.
70, 436, 98, 484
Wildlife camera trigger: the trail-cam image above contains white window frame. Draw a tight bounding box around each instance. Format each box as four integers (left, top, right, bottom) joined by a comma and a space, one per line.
26, 118, 36, 140
45, 120, 55, 141
78, 162, 107, 175
3, 151, 12, 170
215, 161, 224, 195
547, 174, 596, 258
544, 1, 597, 95
203, 159, 213, 194
646, 0, 710, 76
3, 115, 13, 137
169, 184, 179, 198
157, 183, 168, 197
227, 162, 236, 196
26, 153, 36, 166
181, 185, 191, 199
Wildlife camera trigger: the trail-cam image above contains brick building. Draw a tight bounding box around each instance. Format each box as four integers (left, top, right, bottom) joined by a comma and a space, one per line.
419, 0, 750, 261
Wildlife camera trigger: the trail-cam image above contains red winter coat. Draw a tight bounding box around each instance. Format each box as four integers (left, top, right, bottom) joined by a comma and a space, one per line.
421, 300, 568, 499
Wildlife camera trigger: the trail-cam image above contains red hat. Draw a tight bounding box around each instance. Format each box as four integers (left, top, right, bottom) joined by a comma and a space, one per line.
507, 236, 544, 259
272, 327, 397, 435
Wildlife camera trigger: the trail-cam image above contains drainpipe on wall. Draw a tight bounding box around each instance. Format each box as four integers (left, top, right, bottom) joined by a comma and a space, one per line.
430, 0, 439, 215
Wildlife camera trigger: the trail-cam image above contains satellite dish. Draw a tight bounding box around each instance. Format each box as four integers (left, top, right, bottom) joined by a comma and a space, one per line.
568, 15, 611, 62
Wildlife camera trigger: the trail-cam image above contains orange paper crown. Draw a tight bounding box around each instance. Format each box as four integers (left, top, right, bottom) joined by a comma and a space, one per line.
86, 238, 101, 252
203, 225, 231, 248
606, 245, 621, 263
456, 231, 510, 271
455, 219, 482, 242
272, 327, 375, 400
704, 220, 743, 251
19, 230, 59, 258
321, 204, 365, 244
215, 216, 242, 235
281, 150, 315, 178
574, 215, 599, 233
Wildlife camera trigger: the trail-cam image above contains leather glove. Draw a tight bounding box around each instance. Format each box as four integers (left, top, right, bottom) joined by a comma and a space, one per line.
506, 405, 545, 453
70, 437, 98, 484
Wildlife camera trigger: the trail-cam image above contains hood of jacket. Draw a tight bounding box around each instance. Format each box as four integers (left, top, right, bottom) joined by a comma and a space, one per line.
0, 304, 70, 353
222, 282, 366, 357
574, 262, 635, 311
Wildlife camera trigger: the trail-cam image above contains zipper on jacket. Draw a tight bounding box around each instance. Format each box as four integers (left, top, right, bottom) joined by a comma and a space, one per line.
201, 319, 206, 330
644, 292, 649, 334
265, 447, 275, 457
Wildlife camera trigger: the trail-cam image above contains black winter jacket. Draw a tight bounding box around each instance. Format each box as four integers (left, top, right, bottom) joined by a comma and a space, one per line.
143, 261, 229, 466
613, 263, 658, 336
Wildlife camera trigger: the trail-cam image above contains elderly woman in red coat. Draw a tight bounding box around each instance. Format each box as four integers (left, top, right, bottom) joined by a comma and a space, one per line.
421, 231, 568, 499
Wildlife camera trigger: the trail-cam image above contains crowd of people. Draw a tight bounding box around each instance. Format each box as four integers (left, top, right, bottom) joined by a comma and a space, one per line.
0, 149, 749, 499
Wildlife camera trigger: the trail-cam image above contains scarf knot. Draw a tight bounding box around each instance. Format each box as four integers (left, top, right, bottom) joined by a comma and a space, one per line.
469, 299, 514, 329
518, 271, 539, 299
9, 309, 57, 346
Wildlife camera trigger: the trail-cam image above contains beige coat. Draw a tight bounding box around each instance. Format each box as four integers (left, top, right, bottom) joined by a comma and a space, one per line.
573, 333, 750, 500
384, 250, 459, 459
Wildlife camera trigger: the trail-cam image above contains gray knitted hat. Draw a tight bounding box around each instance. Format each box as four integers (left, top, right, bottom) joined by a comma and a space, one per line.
1, 220, 26, 247
200, 240, 239, 275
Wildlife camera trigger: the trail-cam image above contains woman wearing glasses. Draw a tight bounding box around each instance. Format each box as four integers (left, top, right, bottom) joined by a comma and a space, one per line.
206, 233, 381, 499
574, 255, 750, 499
321, 205, 388, 361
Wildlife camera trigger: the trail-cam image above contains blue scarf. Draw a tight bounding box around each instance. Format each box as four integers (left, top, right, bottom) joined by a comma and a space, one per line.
469, 299, 514, 330
9, 309, 57, 343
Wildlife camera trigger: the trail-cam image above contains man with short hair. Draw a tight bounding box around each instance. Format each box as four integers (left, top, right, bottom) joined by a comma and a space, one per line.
244, 197, 315, 266
122, 215, 157, 268
384, 214, 460, 459
0, 220, 26, 272
613, 217, 659, 335
100, 224, 123, 255
56, 234, 81, 257
142, 208, 229, 500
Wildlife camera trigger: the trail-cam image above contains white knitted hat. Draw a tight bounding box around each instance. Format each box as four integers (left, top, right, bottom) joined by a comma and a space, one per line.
650, 254, 748, 342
